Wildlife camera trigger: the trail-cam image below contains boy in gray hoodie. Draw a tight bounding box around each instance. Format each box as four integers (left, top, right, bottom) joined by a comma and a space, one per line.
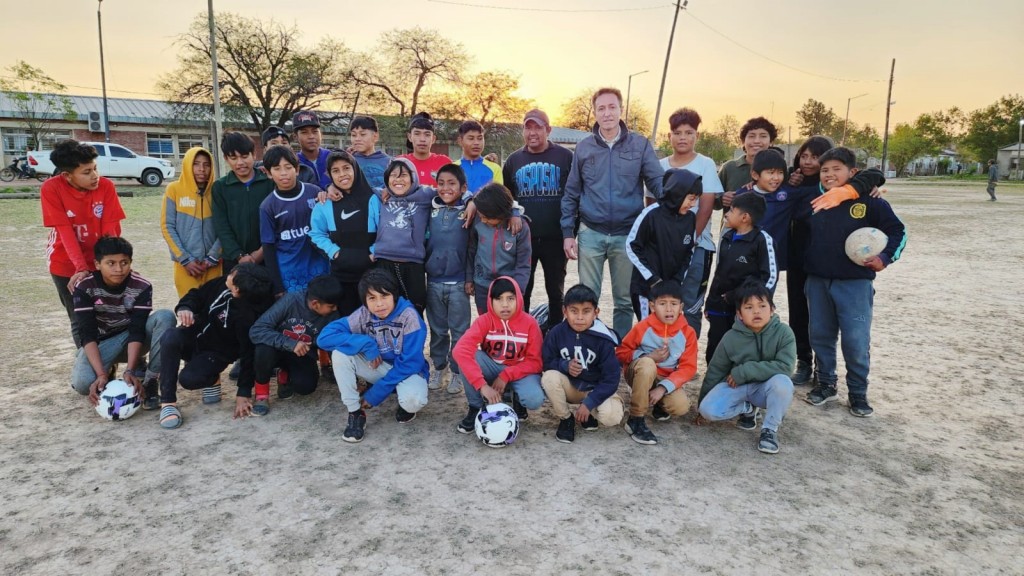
698, 280, 795, 454
468, 183, 532, 314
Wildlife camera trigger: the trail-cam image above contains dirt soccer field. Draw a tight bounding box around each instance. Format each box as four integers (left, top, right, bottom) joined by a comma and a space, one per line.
0, 182, 1020, 575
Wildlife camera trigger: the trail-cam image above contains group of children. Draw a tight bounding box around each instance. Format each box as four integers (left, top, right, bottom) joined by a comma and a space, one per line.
41, 103, 907, 455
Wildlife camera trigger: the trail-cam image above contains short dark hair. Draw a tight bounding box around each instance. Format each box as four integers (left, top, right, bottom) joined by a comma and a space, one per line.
730, 192, 767, 226
436, 163, 467, 187
793, 136, 834, 170
563, 284, 598, 308
306, 275, 343, 305
326, 149, 356, 174
668, 107, 702, 131
50, 140, 98, 173
93, 236, 132, 261
650, 279, 683, 302
358, 268, 399, 303
263, 145, 299, 169
818, 146, 857, 169
221, 132, 255, 157
407, 112, 435, 132
740, 116, 778, 142
489, 278, 516, 301
383, 160, 414, 189
230, 263, 274, 304
752, 149, 787, 174
732, 279, 774, 311
591, 87, 623, 107
473, 183, 514, 220
457, 120, 484, 136
350, 115, 379, 133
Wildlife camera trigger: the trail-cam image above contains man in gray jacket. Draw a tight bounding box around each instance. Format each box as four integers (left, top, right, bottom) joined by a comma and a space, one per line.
561, 87, 664, 338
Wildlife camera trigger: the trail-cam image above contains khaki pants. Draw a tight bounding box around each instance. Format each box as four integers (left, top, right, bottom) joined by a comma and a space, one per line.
541, 370, 624, 427
625, 357, 691, 417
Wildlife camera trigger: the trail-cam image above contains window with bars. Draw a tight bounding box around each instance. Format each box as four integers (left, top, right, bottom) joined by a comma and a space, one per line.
177, 134, 207, 157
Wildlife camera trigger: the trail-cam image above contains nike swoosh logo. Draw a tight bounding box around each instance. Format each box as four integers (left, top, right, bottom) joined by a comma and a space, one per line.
274, 211, 289, 219
340, 210, 360, 220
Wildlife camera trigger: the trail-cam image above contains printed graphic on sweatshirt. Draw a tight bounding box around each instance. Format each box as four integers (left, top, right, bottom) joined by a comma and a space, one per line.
384, 201, 418, 230
514, 162, 563, 198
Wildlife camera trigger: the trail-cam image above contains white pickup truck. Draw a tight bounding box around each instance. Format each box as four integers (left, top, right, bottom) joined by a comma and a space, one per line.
27, 142, 175, 187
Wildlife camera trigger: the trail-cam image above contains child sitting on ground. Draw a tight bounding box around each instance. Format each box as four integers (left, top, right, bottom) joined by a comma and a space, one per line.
698, 280, 795, 454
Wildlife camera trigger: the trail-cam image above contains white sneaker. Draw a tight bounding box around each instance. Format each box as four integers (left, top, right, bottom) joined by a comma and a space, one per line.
447, 372, 464, 395
428, 366, 448, 390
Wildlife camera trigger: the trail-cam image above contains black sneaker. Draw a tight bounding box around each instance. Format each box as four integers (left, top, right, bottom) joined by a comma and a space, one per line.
736, 404, 758, 431
556, 416, 576, 443
805, 384, 839, 406
342, 410, 366, 443
229, 360, 241, 381
141, 378, 160, 411
512, 395, 529, 421
849, 395, 874, 417
758, 428, 780, 454
581, 415, 599, 431
624, 416, 658, 445
652, 401, 670, 422
792, 360, 814, 386
457, 407, 478, 434
395, 405, 416, 424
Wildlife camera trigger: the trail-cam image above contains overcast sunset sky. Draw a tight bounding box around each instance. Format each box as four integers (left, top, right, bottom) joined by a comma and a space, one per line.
6, 0, 1022, 138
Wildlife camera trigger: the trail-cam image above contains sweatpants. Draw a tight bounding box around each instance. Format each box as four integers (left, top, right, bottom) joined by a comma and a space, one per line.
680, 247, 714, 337
52, 274, 82, 348
624, 357, 691, 417
253, 344, 319, 396
331, 351, 428, 414
704, 312, 735, 367
524, 236, 568, 327
158, 326, 232, 404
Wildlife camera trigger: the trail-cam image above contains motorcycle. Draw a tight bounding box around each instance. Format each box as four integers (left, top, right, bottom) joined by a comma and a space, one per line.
0, 157, 47, 182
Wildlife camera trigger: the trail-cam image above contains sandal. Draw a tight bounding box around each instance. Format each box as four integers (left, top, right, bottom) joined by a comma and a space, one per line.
159, 405, 183, 429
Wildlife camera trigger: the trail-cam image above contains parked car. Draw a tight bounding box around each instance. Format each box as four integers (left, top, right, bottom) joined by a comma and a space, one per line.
27, 142, 175, 187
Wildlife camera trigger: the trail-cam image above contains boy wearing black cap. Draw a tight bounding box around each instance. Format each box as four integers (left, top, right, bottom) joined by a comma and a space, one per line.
397, 112, 451, 186
348, 115, 390, 190
257, 126, 318, 186
291, 110, 332, 189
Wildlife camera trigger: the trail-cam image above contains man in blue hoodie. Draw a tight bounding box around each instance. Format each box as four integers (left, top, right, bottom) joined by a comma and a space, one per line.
541, 284, 624, 443
561, 87, 664, 338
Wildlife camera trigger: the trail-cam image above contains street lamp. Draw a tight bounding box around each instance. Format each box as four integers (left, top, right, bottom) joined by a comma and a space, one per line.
625, 70, 648, 131
842, 93, 868, 145
97, 0, 110, 143
1017, 118, 1023, 181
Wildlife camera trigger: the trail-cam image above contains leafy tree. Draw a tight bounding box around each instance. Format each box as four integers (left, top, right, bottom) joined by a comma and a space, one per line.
624, 100, 653, 136
712, 115, 740, 147
0, 61, 75, 150
427, 71, 532, 127
558, 88, 597, 132
795, 99, 841, 140
846, 123, 883, 159
886, 123, 930, 175
960, 95, 1024, 162
159, 13, 354, 131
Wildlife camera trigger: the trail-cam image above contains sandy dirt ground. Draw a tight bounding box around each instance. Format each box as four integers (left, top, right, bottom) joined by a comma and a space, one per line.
0, 182, 1020, 575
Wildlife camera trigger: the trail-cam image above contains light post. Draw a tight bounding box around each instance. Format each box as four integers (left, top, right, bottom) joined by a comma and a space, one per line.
625, 70, 649, 131
842, 93, 868, 145
97, 0, 110, 143
1017, 119, 1023, 180
208, 0, 225, 178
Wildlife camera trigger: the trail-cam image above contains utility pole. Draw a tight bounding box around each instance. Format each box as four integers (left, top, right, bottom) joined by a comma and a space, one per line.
625, 70, 648, 131
843, 93, 868, 145
97, 0, 110, 143
208, 0, 225, 178
650, 0, 686, 144
880, 59, 895, 175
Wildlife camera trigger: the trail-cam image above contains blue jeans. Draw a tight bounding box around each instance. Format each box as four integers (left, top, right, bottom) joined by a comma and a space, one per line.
699, 374, 794, 431
71, 310, 175, 394
805, 275, 874, 396
463, 350, 544, 410
426, 282, 471, 374
577, 225, 633, 339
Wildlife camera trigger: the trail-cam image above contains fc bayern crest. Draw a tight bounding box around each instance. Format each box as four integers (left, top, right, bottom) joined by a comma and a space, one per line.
92, 202, 104, 218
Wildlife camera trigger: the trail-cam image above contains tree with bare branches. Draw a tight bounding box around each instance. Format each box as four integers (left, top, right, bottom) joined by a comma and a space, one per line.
0, 61, 75, 150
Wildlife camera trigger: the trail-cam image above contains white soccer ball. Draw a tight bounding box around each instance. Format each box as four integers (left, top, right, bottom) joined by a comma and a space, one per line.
95, 379, 141, 421
474, 402, 519, 448
845, 227, 888, 266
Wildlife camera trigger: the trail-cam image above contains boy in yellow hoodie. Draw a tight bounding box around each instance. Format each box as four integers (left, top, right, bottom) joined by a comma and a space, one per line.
160, 147, 222, 297
615, 280, 697, 445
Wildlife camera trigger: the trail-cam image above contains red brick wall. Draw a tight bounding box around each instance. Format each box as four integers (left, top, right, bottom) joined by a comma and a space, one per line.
71, 129, 147, 155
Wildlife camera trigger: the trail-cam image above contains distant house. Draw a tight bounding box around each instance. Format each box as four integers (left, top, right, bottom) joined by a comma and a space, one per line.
907, 148, 961, 176
995, 142, 1023, 179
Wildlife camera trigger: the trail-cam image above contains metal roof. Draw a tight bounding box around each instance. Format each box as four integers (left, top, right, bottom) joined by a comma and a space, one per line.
0, 92, 202, 125
549, 126, 591, 144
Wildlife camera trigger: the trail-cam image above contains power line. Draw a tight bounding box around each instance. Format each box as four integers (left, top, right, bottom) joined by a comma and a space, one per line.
683, 10, 884, 84
426, 0, 673, 12
0, 76, 163, 97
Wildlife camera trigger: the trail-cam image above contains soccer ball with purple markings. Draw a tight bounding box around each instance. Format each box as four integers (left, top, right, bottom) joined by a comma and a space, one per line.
474, 402, 519, 448
95, 379, 141, 421
845, 227, 888, 266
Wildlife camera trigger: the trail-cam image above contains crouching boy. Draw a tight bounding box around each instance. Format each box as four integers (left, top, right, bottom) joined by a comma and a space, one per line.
317, 269, 429, 443
698, 280, 795, 453
452, 277, 544, 434
615, 280, 697, 445
541, 284, 624, 444
248, 275, 342, 416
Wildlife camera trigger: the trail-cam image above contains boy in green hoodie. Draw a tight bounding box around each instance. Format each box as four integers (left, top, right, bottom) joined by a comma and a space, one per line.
698, 280, 795, 454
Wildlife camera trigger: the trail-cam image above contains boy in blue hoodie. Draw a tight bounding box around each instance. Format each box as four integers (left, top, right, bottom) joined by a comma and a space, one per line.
698, 281, 796, 454
541, 284, 624, 443
348, 115, 390, 190
317, 269, 430, 443
248, 275, 342, 416
467, 183, 532, 314
425, 164, 473, 394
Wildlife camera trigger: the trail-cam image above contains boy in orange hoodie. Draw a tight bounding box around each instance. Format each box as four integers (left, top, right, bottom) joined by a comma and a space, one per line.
452, 276, 544, 435
615, 280, 697, 445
